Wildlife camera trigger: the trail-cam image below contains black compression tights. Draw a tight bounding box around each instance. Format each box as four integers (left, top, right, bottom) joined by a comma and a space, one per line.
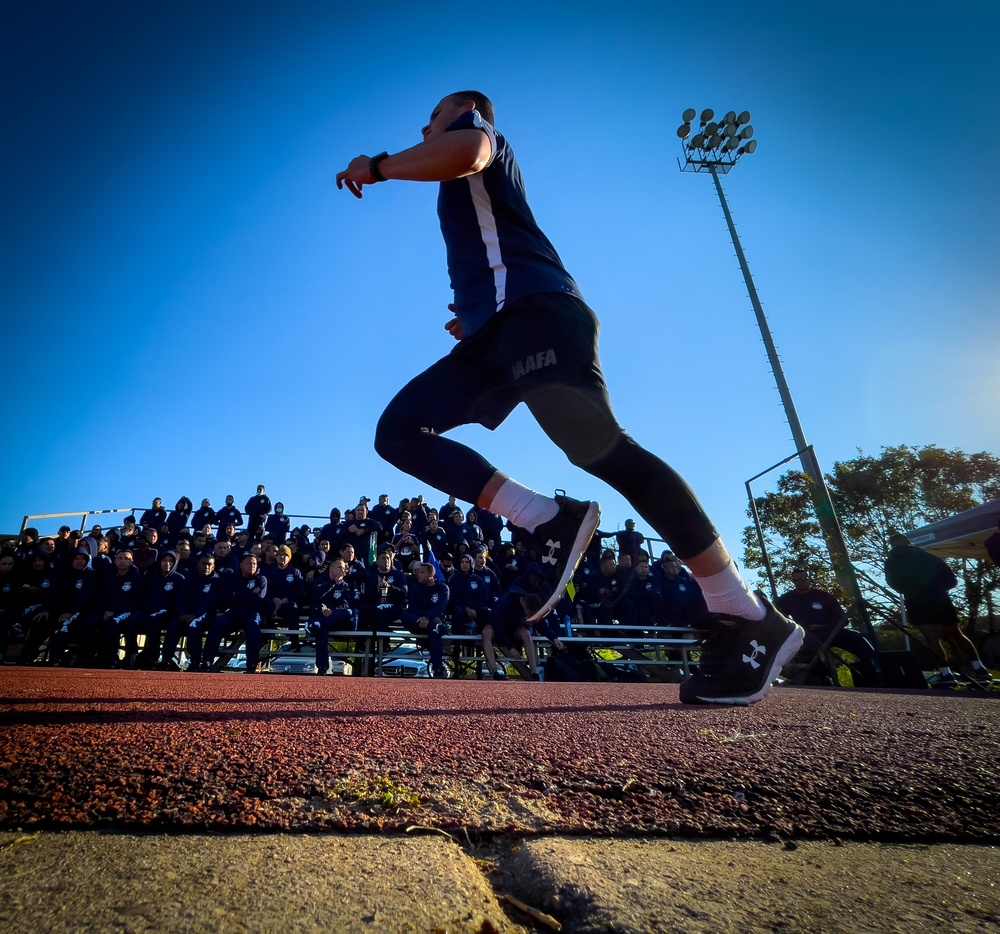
375, 399, 719, 561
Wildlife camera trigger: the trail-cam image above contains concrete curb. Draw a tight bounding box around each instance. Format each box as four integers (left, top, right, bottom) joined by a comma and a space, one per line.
2, 831, 998, 933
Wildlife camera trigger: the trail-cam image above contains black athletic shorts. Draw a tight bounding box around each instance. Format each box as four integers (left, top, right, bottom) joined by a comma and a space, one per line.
385, 292, 621, 458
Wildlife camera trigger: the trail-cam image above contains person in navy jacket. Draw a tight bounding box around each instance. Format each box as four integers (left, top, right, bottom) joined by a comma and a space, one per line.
370, 494, 398, 545
391, 514, 422, 573
140, 498, 168, 531
158, 553, 227, 670
472, 548, 502, 603
402, 563, 450, 678
625, 557, 667, 628
172, 537, 198, 578
14, 552, 59, 655
127, 550, 185, 669
264, 502, 291, 544
448, 554, 490, 635
27, 549, 98, 665
444, 509, 472, 556
342, 500, 382, 566
263, 545, 306, 647
360, 546, 409, 633
318, 508, 344, 551
166, 497, 194, 541
307, 558, 357, 674
244, 485, 272, 540
462, 510, 486, 550
202, 553, 269, 673
657, 553, 707, 626
191, 499, 216, 534
475, 507, 504, 550
212, 539, 242, 574
0, 553, 18, 662
87, 547, 145, 666
214, 495, 243, 533
438, 496, 462, 524
778, 568, 881, 687
420, 512, 450, 564
482, 587, 562, 680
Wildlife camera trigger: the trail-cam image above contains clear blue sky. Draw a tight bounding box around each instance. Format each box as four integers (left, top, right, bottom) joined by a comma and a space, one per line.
3, 1, 998, 576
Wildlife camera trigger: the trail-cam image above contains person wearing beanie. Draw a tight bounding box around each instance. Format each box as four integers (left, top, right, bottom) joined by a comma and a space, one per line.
166, 497, 194, 541
126, 550, 185, 669
264, 502, 291, 544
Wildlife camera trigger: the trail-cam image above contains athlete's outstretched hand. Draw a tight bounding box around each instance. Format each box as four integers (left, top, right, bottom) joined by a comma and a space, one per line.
336, 155, 376, 199
445, 304, 464, 341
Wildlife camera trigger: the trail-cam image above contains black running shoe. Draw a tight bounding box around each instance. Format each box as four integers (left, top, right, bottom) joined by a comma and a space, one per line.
679, 594, 804, 706
527, 495, 601, 623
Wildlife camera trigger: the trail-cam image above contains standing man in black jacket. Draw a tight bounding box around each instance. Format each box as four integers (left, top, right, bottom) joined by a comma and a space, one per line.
885, 533, 994, 688
245, 485, 272, 541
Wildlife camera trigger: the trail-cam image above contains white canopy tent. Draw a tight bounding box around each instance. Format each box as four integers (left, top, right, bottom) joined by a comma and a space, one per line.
904, 499, 1000, 558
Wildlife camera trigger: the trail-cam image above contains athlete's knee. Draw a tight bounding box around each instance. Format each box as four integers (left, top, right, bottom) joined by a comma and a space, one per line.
373, 406, 416, 466
563, 423, 631, 470
572, 429, 639, 473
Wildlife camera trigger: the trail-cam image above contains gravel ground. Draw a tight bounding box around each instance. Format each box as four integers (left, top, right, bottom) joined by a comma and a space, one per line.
1, 668, 998, 842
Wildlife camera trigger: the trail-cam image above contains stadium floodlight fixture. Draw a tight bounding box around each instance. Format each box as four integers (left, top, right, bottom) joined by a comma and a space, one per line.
675, 106, 873, 636
677, 106, 755, 174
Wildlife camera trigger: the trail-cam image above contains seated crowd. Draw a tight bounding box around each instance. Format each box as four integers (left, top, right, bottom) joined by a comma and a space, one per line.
1, 487, 705, 679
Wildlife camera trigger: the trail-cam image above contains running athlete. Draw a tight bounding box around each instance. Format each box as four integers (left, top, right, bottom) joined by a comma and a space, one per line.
336, 91, 803, 704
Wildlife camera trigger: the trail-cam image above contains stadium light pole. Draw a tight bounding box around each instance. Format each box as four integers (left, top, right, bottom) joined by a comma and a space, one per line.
676, 108, 873, 636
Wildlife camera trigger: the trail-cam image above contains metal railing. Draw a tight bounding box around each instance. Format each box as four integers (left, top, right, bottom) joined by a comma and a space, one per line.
20, 508, 139, 535
18, 508, 360, 538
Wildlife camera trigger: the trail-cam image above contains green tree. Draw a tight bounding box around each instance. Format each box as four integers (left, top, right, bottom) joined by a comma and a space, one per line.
742, 445, 1000, 635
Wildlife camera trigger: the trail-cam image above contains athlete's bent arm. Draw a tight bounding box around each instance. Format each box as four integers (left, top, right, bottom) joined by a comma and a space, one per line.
336, 129, 490, 198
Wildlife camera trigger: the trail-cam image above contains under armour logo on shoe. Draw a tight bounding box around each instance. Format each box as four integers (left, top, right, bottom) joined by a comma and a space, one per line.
742, 639, 767, 669
542, 539, 561, 565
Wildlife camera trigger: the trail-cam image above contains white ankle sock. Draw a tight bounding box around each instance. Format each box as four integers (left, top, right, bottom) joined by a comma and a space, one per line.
487, 478, 558, 532
695, 561, 765, 620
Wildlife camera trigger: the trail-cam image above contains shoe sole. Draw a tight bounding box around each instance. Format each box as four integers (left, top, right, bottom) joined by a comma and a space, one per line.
684, 623, 805, 706
526, 501, 601, 624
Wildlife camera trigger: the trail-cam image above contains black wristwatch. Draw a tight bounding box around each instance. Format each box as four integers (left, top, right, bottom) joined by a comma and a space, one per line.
369, 151, 389, 182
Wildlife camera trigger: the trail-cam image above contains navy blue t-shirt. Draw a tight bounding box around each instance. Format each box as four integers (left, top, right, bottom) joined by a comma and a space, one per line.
438, 109, 583, 338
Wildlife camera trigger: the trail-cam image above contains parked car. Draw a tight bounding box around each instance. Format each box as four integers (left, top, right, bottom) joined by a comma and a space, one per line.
264, 642, 352, 676
379, 641, 446, 678
380, 656, 432, 678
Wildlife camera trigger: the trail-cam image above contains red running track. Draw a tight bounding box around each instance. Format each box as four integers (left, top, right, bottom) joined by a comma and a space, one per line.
1, 668, 998, 841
